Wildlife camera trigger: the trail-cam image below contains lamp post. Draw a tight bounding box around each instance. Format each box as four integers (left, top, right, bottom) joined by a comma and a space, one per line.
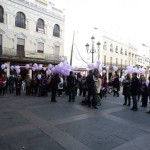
85, 36, 101, 63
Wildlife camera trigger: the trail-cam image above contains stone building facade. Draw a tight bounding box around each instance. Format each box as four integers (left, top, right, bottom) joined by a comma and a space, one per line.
0, 0, 65, 77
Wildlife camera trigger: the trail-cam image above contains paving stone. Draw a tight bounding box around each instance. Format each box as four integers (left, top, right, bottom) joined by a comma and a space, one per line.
0, 129, 65, 150
0, 110, 29, 130
56, 116, 147, 150
30, 105, 85, 120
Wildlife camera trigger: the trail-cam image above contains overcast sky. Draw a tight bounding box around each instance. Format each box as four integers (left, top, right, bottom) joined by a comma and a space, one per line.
52, 0, 150, 66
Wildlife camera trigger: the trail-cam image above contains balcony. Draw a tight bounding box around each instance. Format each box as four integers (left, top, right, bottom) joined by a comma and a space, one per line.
25, 51, 66, 62
0, 48, 66, 62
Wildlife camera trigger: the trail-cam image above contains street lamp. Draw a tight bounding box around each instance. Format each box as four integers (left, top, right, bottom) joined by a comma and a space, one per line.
85, 36, 101, 63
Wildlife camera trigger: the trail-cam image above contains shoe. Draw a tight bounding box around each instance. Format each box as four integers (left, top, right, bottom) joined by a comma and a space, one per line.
93, 106, 98, 109
123, 103, 126, 105
72, 100, 75, 102
146, 111, 150, 114
132, 108, 138, 111
68, 100, 71, 102
127, 104, 130, 106
130, 107, 134, 110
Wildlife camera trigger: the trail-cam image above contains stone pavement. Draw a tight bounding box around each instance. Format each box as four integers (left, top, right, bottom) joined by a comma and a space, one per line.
0, 91, 150, 150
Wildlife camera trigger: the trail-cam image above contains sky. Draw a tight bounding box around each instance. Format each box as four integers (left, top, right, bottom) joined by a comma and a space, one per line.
51, 0, 150, 67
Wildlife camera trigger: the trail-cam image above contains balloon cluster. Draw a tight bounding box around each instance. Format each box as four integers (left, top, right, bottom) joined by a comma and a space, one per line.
1, 63, 7, 73
124, 66, 145, 75
8, 61, 79, 76
87, 60, 110, 73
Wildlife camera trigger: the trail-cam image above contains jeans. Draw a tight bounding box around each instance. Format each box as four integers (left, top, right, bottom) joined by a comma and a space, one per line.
132, 95, 138, 109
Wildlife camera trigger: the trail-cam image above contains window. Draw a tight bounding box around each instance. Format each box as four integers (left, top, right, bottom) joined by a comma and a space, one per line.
17, 38, 25, 57
15, 12, 26, 28
110, 44, 113, 52
54, 45, 60, 55
0, 6, 4, 23
0, 34, 2, 54
120, 47, 123, 54
115, 46, 118, 53
125, 49, 127, 55
36, 19, 44, 33
37, 42, 44, 53
53, 24, 60, 37
103, 41, 107, 50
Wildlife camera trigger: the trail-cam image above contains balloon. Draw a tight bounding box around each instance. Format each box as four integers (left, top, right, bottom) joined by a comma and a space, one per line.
48, 64, 53, 69
113, 66, 118, 71
37, 74, 41, 79
25, 64, 30, 69
32, 67, 36, 71
4, 69, 7, 72
124, 70, 128, 74
1, 64, 5, 70
106, 66, 109, 71
96, 60, 101, 65
11, 65, 14, 70
16, 68, 20, 74
33, 63, 38, 68
38, 64, 42, 70
43, 67, 46, 71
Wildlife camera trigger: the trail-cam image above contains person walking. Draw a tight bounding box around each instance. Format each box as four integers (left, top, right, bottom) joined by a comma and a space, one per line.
8, 74, 15, 93
86, 69, 98, 109
15, 75, 22, 96
67, 71, 76, 102
112, 74, 120, 97
122, 74, 131, 106
130, 73, 139, 111
140, 76, 148, 107
50, 74, 60, 102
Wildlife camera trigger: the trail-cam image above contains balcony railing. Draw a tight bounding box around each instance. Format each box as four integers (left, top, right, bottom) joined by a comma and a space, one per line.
25, 51, 67, 61
0, 48, 67, 62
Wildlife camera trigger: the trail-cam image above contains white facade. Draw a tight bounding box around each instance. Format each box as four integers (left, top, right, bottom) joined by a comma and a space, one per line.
0, 0, 65, 77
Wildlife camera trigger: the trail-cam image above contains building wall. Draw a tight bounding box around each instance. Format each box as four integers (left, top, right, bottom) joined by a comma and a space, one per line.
0, 0, 65, 63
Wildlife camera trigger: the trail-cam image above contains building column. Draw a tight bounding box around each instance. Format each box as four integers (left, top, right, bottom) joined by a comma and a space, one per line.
7, 61, 10, 77
29, 69, 32, 78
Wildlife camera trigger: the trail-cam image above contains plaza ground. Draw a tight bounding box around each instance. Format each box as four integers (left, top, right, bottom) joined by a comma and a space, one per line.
0, 91, 150, 150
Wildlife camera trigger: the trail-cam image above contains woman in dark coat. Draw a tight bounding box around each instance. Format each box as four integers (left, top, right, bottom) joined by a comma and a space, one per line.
112, 74, 120, 97
122, 74, 131, 106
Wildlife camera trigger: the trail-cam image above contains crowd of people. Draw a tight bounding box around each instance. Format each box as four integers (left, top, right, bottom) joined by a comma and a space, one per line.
0, 70, 150, 113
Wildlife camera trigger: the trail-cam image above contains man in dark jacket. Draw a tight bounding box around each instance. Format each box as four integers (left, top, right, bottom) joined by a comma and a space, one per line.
67, 71, 76, 102
86, 69, 98, 109
131, 73, 139, 111
50, 74, 60, 102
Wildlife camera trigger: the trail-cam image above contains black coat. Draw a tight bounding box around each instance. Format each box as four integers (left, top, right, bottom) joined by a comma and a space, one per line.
131, 76, 139, 95
122, 78, 131, 96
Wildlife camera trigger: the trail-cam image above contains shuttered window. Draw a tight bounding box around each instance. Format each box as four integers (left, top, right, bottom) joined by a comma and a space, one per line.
54, 45, 59, 55
17, 38, 25, 57
37, 42, 44, 53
